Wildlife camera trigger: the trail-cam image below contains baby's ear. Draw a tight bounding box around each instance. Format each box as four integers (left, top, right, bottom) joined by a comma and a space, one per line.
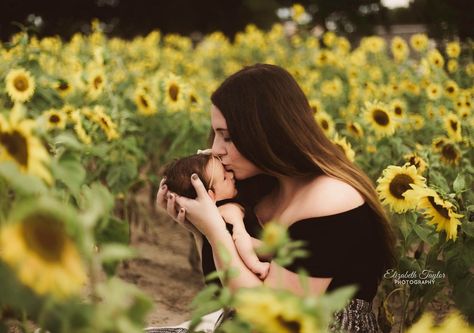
207, 189, 216, 201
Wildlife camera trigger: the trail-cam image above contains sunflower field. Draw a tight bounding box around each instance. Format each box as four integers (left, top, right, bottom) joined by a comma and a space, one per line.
1, 3, 474, 332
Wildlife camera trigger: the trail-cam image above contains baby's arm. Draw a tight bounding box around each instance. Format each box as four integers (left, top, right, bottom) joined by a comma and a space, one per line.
218, 204, 270, 280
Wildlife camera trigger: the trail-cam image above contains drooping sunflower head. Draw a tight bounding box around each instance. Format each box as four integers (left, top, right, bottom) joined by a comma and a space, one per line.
403, 153, 428, 174
0, 201, 87, 298
346, 121, 364, 138
332, 134, 355, 162
444, 113, 462, 142
5, 68, 36, 103
364, 100, 396, 137
376, 165, 426, 213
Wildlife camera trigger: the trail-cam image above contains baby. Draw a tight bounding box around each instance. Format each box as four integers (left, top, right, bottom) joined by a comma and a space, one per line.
162, 150, 270, 279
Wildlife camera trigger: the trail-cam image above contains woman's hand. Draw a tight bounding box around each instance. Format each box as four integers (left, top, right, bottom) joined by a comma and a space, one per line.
174, 174, 227, 239
218, 203, 245, 224
155, 177, 200, 235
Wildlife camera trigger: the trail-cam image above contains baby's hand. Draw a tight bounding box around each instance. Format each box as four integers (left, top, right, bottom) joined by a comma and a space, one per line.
252, 261, 270, 280
218, 203, 244, 224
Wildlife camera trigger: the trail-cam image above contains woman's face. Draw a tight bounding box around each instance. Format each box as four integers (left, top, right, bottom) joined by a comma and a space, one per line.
210, 105, 262, 180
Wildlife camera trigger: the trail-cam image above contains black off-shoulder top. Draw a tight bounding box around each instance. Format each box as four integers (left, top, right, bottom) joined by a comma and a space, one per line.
201, 175, 386, 302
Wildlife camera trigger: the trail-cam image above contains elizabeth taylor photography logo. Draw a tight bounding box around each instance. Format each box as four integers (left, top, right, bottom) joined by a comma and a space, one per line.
384, 269, 446, 285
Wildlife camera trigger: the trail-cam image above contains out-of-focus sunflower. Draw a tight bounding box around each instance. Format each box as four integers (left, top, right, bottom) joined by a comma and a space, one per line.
364, 101, 396, 137
446, 41, 461, 58
466, 63, 474, 77
5, 68, 36, 103
444, 80, 459, 99
314, 111, 335, 137
163, 74, 187, 112
426, 83, 442, 100
54, 79, 73, 97
0, 202, 87, 298
391, 36, 409, 62
0, 108, 51, 183
308, 99, 323, 115
235, 288, 319, 333
427, 50, 444, 69
439, 141, 461, 165
410, 34, 428, 52
403, 153, 428, 174
43, 109, 67, 130
332, 135, 355, 162
87, 70, 106, 100
69, 111, 92, 145
404, 185, 463, 241
389, 99, 407, 120
134, 89, 157, 116
91, 106, 119, 141
432, 136, 447, 151
346, 121, 364, 138
376, 165, 426, 213
409, 115, 425, 130
447, 59, 458, 73
444, 113, 462, 142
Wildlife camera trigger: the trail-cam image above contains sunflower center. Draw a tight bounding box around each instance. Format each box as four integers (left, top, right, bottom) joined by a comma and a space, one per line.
408, 156, 421, 169
447, 86, 454, 93
441, 144, 458, 160
93, 76, 103, 89
0, 130, 29, 167
373, 109, 390, 126
21, 214, 67, 262
140, 95, 149, 108
169, 84, 179, 101
14, 75, 29, 92
190, 95, 197, 103
58, 82, 69, 91
389, 174, 414, 199
49, 115, 60, 123
276, 315, 301, 333
450, 120, 458, 131
394, 106, 402, 115
349, 124, 360, 135
427, 196, 450, 219
100, 117, 110, 129
320, 119, 329, 130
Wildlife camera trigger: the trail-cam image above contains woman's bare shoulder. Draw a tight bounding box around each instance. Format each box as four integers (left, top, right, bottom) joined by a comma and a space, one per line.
297, 175, 365, 218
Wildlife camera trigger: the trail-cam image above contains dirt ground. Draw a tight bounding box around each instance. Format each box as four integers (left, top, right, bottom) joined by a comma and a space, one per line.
118, 207, 205, 327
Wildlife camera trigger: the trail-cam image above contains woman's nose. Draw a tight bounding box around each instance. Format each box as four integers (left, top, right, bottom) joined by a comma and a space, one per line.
211, 138, 226, 157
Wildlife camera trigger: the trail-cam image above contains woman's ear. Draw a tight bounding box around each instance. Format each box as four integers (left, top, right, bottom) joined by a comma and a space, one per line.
207, 189, 216, 201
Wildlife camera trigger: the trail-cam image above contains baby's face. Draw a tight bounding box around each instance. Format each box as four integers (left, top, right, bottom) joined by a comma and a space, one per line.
206, 157, 237, 201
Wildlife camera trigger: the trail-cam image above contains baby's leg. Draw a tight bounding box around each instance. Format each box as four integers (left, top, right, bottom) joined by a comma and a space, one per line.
232, 231, 270, 280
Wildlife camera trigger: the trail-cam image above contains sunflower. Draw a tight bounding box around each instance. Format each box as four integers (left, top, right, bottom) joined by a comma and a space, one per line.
0, 109, 51, 183
446, 41, 461, 58
444, 113, 462, 142
426, 83, 442, 100
427, 50, 444, 69
314, 111, 335, 137
0, 203, 86, 298
5, 68, 36, 103
70, 111, 92, 145
346, 121, 364, 138
364, 101, 396, 137
43, 109, 67, 130
391, 36, 409, 62
432, 136, 447, 151
403, 153, 428, 174
54, 79, 73, 97
376, 165, 426, 213
91, 106, 119, 141
466, 63, 474, 77
235, 288, 319, 333
332, 135, 355, 162
163, 73, 187, 112
308, 99, 323, 115
408, 114, 425, 130
389, 99, 407, 120
134, 89, 157, 116
447, 59, 458, 73
87, 70, 106, 100
439, 141, 461, 165
409, 34, 428, 52
404, 185, 463, 241
444, 80, 459, 99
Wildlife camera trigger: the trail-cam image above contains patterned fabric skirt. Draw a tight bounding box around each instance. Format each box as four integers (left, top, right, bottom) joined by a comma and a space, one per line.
145, 299, 380, 333
329, 298, 380, 333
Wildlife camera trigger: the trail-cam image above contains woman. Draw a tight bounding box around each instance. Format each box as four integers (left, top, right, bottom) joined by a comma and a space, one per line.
155, 64, 396, 333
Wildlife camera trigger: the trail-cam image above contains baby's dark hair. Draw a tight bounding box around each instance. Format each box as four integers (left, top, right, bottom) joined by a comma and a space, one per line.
162, 154, 213, 199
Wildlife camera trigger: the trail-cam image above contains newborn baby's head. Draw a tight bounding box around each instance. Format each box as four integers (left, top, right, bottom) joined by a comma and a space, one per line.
163, 153, 237, 200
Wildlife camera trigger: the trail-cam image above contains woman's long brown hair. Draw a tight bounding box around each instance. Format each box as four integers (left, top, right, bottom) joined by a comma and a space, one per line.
211, 63, 396, 274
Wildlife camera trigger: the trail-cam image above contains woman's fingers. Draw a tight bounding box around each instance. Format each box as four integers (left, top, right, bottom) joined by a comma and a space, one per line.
177, 207, 186, 224
155, 180, 168, 211
190, 173, 209, 199
166, 192, 178, 218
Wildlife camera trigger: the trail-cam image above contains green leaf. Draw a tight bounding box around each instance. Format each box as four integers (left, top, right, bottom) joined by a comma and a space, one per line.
51, 157, 86, 195
453, 173, 466, 193
99, 243, 136, 263
412, 223, 438, 245
0, 162, 47, 195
